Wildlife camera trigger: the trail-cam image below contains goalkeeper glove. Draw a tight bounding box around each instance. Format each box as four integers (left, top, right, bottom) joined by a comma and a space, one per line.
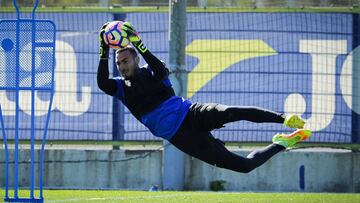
99, 22, 110, 59
122, 22, 148, 53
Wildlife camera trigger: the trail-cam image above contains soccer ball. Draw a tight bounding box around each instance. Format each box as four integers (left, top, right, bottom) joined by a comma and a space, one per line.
103, 21, 130, 49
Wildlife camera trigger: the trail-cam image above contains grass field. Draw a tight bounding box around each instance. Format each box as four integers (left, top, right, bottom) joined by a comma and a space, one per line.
1, 190, 360, 203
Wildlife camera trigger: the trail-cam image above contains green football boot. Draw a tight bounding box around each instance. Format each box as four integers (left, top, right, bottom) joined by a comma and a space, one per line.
283, 114, 305, 129
272, 129, 312, 149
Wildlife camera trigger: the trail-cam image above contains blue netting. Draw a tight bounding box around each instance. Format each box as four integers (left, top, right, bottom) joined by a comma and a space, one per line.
0, 0, 56, 201
0, 12, 358, 142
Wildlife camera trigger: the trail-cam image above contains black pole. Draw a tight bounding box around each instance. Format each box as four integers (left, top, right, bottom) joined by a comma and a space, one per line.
352, 13, 360, 143
112, 13, 127, 142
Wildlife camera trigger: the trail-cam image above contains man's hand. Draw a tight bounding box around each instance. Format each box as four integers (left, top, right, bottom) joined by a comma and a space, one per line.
122, 22, 141, 44
122, 22, 148, 53
99, 22, 110, 59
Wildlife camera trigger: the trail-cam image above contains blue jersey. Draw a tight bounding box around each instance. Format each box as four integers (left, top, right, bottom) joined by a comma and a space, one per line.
113, 68, 191, 140
140, 96, 191, 140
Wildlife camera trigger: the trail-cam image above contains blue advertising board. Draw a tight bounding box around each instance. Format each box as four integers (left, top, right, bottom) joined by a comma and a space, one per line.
0, 12, 357, 142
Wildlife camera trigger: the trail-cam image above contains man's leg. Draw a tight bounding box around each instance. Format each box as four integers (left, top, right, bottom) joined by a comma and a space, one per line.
170, 124, 285, 173
187, 103, 285, 131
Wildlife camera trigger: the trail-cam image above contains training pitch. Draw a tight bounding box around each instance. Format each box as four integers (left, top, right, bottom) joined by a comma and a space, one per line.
0, 190, 359, 203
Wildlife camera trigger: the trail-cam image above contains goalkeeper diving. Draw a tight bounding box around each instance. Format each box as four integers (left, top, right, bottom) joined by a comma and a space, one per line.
97, 22, 312, 173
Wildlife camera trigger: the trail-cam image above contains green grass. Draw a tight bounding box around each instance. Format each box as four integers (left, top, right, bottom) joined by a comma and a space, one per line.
1, 190, 360, 203
1, 6, 360, 13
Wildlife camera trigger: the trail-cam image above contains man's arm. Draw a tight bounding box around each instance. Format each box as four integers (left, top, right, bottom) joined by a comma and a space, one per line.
97, 59, 117, 96
122, 22, 169, 80
97, 23, 117, 96
136, 44, 169, 80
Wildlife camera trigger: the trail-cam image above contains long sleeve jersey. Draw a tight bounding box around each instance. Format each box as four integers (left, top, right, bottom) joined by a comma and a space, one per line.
97, 47, 191, 140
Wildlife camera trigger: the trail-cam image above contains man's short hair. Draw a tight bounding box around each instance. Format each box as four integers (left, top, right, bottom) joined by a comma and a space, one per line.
115, 46, 138, 58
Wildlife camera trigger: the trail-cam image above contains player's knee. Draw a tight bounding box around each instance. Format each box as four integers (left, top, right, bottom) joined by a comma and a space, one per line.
221, 158, 257, 173
239, 165, 255, 173
215, 162, 254, 173
215, 105, 239, 122
201, 104, 227, 130
212, 156, 253, 173
241, 158, 261, 173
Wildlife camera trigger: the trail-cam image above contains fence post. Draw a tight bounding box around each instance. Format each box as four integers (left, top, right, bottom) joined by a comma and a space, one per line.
112, 13, 127, 142
163, 0, 187, 190
352, 14, 360, 143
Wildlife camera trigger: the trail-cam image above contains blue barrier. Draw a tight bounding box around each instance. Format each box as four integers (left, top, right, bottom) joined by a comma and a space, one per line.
0, 0, 56, 202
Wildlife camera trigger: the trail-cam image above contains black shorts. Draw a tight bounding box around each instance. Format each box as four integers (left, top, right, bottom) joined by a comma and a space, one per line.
168, 103, 284, 172
169, 103, 239, 168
